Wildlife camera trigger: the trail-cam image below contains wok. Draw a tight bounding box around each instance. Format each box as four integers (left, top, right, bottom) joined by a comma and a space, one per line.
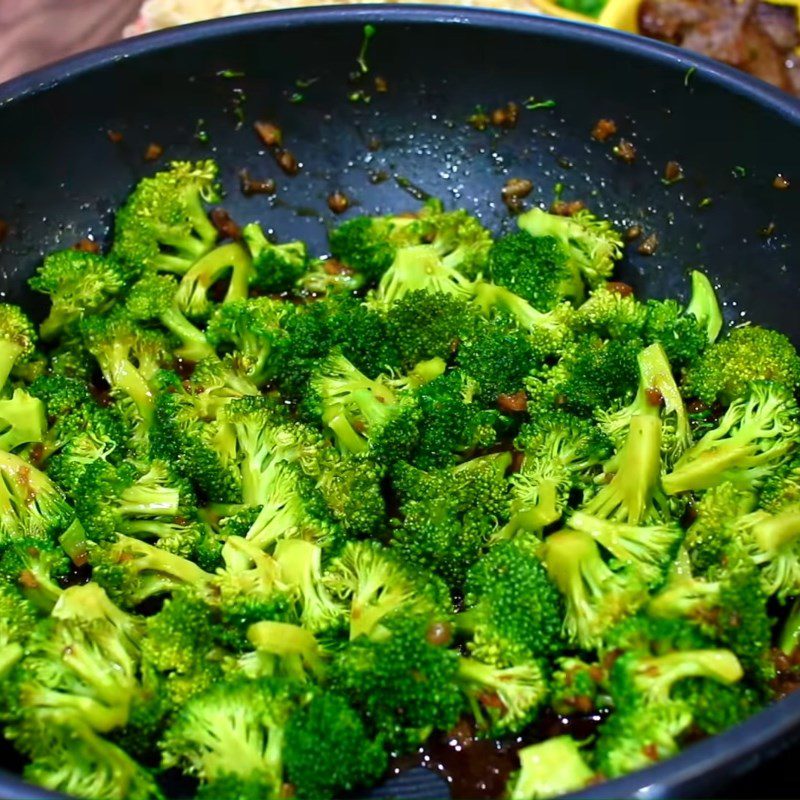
0, 6, 799, 799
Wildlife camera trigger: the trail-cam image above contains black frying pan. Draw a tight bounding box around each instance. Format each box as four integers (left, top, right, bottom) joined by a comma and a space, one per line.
0, 7, 799, 799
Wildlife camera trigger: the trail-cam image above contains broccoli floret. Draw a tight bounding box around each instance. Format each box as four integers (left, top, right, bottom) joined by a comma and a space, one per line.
569, 511, 684, 589
88, 535, 212, 608
409, 370, 503, 469
517, 207, 623, 287
126, 272, 215, 363
684, 482, 757, 575
761, 453, 800, 513
488, 230, 585, 312
160, 676, 302, 796
373, 244, 474, 307
241, 222, 309, 293
686, 270, 724, 343
456, 321, 537, 404
459, 535, 564, 664
673, 677, 760, 736
309, 351, 419, 460
324, 540, 450, 640
284, 692, 387, 800
112, 159, 220, 275
296, 257, 366, 296
30, 249, 126, 341
506, 736, 595, 800
0, 388, 46, 451
643, 299, 708, 371
23, 719, 162, 800
273, 539, 345, 633
542, 528, 646, 648
739, 505, 800, 599
458, 657, 548, 735
329, 614, 463, 752
391, 454, 511, 587
573, 286, 647, 340
206, 297, 292, 385
385, 290, 479, 368
648, 556, 772, 674
663, 381, 799, 495
175, 242, 253, 320
244, 619, 328, 683
0, 583, 38, 678
527, 333, 641, 416
0, 450, 73, 543
329, 213, 420, 284
80, 311, 168, 428
503, 409, 612, 534
596, 646, 744, 777
0, 304, 37, 394
550, 657, 607, 715
684, 325, 800, 404
316, 455, 387, 538
0, 536, 70, 611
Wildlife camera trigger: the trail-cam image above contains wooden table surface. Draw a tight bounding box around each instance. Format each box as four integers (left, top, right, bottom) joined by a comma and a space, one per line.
0, 0, 142, 84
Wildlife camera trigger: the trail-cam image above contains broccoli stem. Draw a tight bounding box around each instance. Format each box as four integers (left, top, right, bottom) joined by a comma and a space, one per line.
159, 307, 216, 362
662, 444, 755, 495
753, 509, 800, 555
108, 359, 154, 426
686, 270, 723, 344
0, 643, 23, 680
780, 597, 800, 654
0, 341, 24, 393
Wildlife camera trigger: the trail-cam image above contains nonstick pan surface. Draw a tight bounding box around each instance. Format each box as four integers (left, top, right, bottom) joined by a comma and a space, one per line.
0, 7, 799, 798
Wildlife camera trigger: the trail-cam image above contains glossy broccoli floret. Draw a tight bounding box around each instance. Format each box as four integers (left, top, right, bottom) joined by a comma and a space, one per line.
488, 230, 584, 312
0, 304, 37, 394
663, 381, 799, 495
459, 535, 564, 664
517, 207, 623, 287
30, 250, 126, 341
329, 614, 463, 752
684, 325, 800, 404
507, 736, 595, 800
242, 222, 309, 292
0, 388, 46, 452
284, 692, 387, 799
112, 160, 220, 275
573, 286, 647, 340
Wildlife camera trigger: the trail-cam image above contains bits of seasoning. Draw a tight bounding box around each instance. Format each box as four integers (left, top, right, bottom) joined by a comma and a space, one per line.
662, 161, 684, 184
374, 75, 388, 93
107, 129, 124, 143
327, 191, 350, 214
625, 225, 643, 241
684, 66, 697, 87
490, 101, 519, 129
367, 136, 382, 152
426, 620, 453, 647
276, 149, 300, 176
254, 120, 283, 148
194, 119, 210, 144
467, 105, 490, 131
0, 219, 8, 244
774, 174, 791, 190
606, 281, 634, 297
613, 139, 637, 163
698, 197, 713, 208
551, 199, 585, 217
497, 391, 528, 413
591, 118, 617, 141
144, 143, 163, 162
239, 170, 276, 197
501, 178, 533, 212
760, 222, 777, 238
645, 387, 664, 407
210, 208, 242, 241
524, 96, 556, 110
217, 69, 245, 79
637, 233, 659, 256
732, 165, 747, 178
72, 238, 101, 254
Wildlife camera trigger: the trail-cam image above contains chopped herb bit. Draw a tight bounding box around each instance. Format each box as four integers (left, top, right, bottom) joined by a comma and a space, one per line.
684, 66, 697, 87
468, 105, 490, 131
295, 77, 319, 89
231, 88, 247, 129
289, 92, 305, 104
732, 166, 747, 178
348, 90, 372, 104
217, 69, 245, 79
698, 197, 713, 208
357, 24, 377, 74
194, 119, 210, 144
524, 97, 556, 110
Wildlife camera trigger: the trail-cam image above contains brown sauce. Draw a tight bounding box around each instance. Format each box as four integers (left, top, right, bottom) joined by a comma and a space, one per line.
389, 710, 608, 799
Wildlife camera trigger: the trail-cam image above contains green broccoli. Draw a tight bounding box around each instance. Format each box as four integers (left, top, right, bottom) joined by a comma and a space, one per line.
0, 304, 37, 394
0, 388, 46, 451
29, 249, 125, 341
242, 222, 309, 292
112, 160, 220, 275
507, 737, 595, 800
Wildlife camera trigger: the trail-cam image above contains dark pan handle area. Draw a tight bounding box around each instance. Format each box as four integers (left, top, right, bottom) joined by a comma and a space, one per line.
0, 7, 799, 799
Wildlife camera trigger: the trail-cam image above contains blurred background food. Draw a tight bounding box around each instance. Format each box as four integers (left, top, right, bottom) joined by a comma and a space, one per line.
1, 0, 798, 94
